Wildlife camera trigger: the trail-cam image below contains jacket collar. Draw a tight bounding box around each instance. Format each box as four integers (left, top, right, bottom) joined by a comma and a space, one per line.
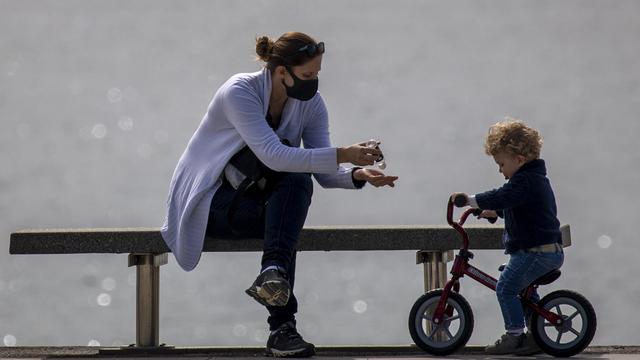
516, 158, 547, 176
262, 67, 271, 115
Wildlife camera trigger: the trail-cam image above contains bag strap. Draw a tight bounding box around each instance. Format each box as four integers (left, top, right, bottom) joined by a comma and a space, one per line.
227, 177, 256, 235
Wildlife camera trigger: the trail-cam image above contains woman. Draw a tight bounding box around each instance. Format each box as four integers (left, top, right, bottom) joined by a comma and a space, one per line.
161, 31, 397, 357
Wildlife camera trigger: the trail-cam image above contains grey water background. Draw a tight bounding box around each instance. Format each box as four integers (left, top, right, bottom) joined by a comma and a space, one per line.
1, 0, 639, 347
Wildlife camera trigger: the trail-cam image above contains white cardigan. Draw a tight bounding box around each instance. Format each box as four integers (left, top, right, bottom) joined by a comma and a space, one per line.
161, 68, 359, 271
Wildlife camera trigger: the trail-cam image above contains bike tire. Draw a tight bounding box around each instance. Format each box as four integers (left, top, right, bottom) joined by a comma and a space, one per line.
408, 289, 474, 356
531, 289, 597, 357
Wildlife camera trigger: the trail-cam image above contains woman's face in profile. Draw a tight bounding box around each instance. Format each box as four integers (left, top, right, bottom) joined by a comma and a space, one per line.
282, 55, 322, 87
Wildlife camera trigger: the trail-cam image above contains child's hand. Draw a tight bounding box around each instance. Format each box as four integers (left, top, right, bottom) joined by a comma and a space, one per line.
450, 192, 469, 207
477, 210, 498, 219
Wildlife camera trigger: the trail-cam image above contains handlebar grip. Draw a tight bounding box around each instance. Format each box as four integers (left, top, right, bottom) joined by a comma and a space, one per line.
453, 194, 468, 208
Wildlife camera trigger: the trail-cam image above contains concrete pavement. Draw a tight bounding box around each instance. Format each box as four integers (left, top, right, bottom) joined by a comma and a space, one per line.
0, 346, 639, 360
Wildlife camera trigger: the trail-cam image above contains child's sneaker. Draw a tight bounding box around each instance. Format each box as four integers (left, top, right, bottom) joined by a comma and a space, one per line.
245, 269, 290, 307
485, 333, 525, 355
514, 332, 543, 356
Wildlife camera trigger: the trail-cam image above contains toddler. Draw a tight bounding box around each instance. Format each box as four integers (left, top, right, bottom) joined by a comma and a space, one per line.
452, 118, 563, 356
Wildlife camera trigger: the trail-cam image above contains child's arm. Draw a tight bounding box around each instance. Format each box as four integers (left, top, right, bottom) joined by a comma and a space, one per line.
468, 198, 503, 218
478, 210, 499, 219
450, 193, 501, 222
474, 173, 531, 211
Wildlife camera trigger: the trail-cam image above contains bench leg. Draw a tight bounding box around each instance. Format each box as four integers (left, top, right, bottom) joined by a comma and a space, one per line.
416, 250, 453, 292
128, 253, 168, 347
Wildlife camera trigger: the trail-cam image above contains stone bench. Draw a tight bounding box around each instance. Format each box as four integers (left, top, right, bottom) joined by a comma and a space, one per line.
9, 224, 571, 349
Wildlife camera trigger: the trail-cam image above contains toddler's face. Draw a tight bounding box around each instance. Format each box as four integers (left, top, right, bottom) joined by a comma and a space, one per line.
493, 152, 526, 180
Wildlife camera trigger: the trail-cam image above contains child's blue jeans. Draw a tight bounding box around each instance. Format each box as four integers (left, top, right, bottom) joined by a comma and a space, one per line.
497, 249, 564, 332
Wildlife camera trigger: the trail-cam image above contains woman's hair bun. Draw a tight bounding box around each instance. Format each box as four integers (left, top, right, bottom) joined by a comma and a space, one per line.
255, 36, 274, 61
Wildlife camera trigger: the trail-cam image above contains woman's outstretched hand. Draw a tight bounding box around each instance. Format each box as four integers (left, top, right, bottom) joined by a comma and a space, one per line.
337, 141, 382, 166
353, 168, 398, 188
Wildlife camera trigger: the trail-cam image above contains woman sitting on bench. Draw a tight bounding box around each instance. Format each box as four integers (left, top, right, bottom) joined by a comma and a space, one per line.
161, 31, 397, 357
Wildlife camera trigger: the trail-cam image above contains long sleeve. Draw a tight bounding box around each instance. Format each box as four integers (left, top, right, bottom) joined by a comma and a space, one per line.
301, 96, 358, 189
468, 195, 505, 218
474, 173, 531, 211
221, 82, 337, 174
161, 70, 352, 272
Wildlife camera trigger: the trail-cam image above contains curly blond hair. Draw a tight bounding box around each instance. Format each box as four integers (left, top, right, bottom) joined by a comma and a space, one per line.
484, 118, 543, 161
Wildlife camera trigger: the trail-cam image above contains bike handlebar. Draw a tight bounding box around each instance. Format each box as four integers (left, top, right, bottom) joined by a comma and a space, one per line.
447, 196, 498, 250
453, 194, 468, 208
450, 194, 497, 224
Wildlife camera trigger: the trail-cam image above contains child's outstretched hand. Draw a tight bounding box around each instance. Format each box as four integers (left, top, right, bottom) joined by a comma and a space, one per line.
477, 210, 498, 220
450, 192, 469, 206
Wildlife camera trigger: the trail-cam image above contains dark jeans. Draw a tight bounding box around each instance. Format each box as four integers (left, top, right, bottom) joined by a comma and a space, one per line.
206, 173, 313, 330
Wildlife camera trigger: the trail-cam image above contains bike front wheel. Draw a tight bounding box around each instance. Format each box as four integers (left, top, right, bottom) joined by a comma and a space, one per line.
531, 290, 597, 357
408, 289, 474, 356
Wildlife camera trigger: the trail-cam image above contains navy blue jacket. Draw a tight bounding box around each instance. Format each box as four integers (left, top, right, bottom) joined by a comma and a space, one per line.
475, 159, 561, 254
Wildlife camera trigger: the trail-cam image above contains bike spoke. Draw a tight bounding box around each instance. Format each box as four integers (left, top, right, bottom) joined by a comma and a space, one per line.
567, 310, 580, 321
556, 331, 563, 344
555, 305, 563, 316
447, 315, 460, 322
422, 314, 435, 324
445, 327, 454, 340
569, 327, 581, 336
428, 325, 439, 340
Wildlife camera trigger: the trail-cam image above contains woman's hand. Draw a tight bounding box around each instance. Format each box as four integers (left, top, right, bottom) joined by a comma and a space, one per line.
353, 168, 398, 188
337, 141, 382, 166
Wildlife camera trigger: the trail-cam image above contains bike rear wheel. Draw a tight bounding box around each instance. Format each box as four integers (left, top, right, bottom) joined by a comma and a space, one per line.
408, 289, 474, 356
531, 290, 597, 357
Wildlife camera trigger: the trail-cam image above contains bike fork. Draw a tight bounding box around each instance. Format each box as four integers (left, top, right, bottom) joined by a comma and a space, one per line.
432, 278, 460, 324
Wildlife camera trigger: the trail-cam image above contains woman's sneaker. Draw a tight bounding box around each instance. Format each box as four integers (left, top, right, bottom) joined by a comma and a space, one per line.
265, 321, 315, 358
245, 269, 291, 307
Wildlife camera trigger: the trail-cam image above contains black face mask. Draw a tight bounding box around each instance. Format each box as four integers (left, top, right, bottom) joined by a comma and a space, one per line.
283, 66, 318, 101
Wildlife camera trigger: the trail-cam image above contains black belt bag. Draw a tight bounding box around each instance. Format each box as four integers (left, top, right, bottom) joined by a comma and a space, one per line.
224, 139, 291, 233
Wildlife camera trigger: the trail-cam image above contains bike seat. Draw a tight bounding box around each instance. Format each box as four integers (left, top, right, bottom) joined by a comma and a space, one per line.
532, 269, 561, 285
498, 264, 561, 286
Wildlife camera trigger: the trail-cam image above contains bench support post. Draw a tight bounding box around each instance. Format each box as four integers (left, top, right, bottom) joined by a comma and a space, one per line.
416, 250, 454, 292
128, 253, 168, 348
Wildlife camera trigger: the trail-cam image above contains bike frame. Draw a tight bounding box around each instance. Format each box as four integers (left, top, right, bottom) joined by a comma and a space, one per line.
429, 200, 563, 327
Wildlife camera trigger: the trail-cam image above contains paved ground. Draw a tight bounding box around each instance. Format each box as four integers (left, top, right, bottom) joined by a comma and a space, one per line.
0, 346, 639, 360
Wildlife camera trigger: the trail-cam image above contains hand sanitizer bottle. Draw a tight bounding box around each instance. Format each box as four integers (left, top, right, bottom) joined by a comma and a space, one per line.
365, 139, 386, 169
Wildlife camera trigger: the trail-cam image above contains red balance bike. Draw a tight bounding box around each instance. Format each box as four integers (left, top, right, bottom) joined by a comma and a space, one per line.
408, 196, 596, 357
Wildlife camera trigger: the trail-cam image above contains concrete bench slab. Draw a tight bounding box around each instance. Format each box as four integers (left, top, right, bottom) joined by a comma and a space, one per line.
9, 224, 571, 254
8, 224, 571, 350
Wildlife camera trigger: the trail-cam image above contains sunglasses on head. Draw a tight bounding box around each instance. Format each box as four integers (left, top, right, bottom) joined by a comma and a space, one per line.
291, 42, 325, 57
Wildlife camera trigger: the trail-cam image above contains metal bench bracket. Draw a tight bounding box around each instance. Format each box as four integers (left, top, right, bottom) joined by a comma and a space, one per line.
416, 250, 454, 292
128, 253, 168, 347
